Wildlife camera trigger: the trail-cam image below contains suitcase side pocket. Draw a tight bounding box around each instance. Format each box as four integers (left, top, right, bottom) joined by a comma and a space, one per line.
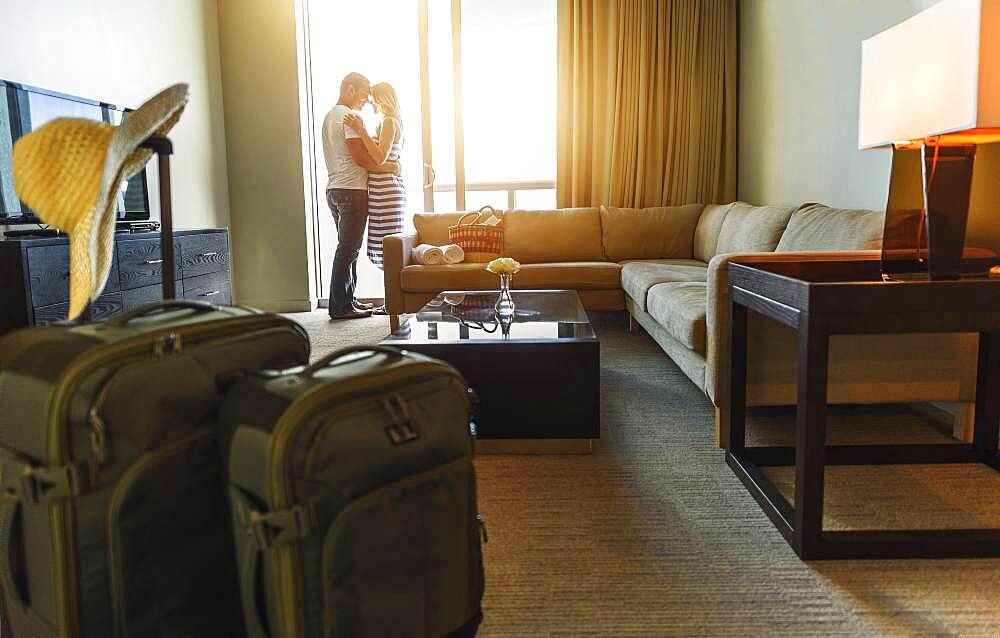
0, 445, 60, 637
229, 485, 272, 638
107, 430, 240, 638
0, 489, 54, 636
320, 457, 477, 637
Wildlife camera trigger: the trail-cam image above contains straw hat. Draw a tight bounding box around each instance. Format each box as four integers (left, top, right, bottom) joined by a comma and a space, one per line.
12, 83, 189, 320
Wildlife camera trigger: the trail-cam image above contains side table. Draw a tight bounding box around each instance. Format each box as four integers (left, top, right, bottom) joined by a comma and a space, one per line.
724, 258, 1000, 559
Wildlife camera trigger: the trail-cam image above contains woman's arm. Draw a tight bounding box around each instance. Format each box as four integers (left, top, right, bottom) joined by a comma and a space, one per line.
344, 114, 396, 165
369, 161, 399, 174
345, 140, 400, 174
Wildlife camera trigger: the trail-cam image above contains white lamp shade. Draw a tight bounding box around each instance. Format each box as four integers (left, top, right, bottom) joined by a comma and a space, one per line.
859, 0, 1000, 149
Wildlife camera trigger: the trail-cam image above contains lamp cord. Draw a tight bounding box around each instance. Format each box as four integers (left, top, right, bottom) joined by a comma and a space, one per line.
918, 136, 943, 260
926, 135, 942, 187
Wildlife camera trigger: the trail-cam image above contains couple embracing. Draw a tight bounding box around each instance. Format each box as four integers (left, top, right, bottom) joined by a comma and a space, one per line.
321, 72, 405, 319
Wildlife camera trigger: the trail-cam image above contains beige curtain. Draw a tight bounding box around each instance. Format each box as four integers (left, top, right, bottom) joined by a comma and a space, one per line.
557, 0, 737, 208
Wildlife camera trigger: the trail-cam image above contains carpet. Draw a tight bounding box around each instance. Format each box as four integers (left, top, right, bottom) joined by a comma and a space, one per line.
286, 309, 1000, 636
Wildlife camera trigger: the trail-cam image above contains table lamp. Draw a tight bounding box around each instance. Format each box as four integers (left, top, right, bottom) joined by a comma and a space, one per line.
859, 0, 1000, 279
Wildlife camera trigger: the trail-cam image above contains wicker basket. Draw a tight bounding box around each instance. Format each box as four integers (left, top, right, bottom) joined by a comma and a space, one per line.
448, 205, 504, 262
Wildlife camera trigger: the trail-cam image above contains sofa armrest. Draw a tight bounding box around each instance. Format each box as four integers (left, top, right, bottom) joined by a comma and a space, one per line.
383, 231, 418, 316
704, 250, 880, 406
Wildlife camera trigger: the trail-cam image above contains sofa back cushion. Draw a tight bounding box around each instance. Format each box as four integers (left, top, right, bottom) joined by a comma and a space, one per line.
413, 212, 468, 245
715, 203, 795, 254
503, 208, 605, 263
599, 204, 704, 261
693, 203, 735, 262
775, 203, 884, 252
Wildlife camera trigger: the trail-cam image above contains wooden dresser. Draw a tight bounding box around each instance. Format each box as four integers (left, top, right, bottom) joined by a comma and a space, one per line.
0, 228, 231, 334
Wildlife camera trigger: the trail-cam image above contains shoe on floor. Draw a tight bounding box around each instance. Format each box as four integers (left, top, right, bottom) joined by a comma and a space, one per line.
353, 300, 375, 310
329, 308, 372, 320
370, 305, 388, 315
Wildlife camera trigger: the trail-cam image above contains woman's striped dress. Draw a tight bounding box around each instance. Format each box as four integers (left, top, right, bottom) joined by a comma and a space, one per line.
366, 117, 405, 269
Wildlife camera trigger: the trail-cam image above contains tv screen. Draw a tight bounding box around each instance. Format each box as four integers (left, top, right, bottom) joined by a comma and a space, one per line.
0, 80, 150, 225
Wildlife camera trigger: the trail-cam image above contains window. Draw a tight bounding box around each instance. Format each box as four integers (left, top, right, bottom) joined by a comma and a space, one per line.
461, 1, 556, 186
305, 0, 556, 300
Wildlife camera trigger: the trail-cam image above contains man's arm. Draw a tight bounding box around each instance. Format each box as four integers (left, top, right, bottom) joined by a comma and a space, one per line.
346, 139, 399, 174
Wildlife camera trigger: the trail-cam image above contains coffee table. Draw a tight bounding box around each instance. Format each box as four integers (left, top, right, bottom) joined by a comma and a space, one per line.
380, 289, 599, 453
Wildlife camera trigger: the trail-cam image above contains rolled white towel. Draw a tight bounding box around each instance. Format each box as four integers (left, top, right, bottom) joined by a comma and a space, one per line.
411, 244, 445, 265
441, 243, 465, 264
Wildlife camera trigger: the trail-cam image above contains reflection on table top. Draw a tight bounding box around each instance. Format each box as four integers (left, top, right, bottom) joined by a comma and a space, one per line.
384, 289, 596, 343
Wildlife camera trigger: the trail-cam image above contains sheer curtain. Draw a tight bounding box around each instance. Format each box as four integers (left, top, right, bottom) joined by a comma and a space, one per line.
556, 0, 737, 208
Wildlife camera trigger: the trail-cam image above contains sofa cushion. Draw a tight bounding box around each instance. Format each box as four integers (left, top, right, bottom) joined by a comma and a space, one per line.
693, 202, 735, 262
715, 203, 795, 254
599, 204, 704, 261
776, 203, 884, 252
400, 261, 621, 292
503, 208, 605, 263
413, 212, 468, 245
646, 282, 707, 354
620, 259, 708, 311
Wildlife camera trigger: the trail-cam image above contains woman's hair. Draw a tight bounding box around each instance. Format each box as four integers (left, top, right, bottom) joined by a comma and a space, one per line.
370, 82, 402, 125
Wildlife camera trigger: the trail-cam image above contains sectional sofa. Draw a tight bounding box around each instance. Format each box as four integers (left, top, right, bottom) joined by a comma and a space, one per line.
383, 203, 978, 444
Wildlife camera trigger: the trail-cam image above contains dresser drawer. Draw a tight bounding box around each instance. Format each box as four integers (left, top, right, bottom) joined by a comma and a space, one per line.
117, 238, 182, 290
27, 244, 119, 307
182, 271, 232, 305
33, 292, 123, 326
121, 281, 182, 312
180, 233, 229, 278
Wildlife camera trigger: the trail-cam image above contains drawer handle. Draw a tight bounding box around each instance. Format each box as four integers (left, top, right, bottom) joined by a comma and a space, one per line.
198, 252, 219, 258
199, 290, 221, 297
144, 259, 164, 265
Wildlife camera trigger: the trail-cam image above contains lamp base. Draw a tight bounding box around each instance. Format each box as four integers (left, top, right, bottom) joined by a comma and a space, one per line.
881, 142, 977, 280
923, 142, 976, 279
881, 271, 991, 282
880, 261, 999, 282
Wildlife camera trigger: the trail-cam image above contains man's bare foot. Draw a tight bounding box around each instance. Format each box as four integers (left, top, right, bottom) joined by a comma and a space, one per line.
353, 300, 375, 310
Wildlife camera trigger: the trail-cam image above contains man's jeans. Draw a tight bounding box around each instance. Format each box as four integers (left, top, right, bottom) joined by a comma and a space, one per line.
326, 188, 369, 315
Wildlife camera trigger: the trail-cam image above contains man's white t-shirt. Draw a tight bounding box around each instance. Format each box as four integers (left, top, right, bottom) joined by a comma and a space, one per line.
322, 104, 367, 190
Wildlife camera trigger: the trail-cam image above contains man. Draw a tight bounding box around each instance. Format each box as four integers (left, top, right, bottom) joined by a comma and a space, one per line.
321, 72, 398, 319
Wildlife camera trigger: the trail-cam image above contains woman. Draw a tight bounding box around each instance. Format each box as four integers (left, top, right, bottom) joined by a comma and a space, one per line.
343, 82, 405, 272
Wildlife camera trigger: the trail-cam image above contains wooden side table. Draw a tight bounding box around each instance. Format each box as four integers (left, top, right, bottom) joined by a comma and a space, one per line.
725, 258, 1000, 559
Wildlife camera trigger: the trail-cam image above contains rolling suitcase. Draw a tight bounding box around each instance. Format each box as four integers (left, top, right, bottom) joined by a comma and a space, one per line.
0, 134, 311, 637
220, 345, 486, 638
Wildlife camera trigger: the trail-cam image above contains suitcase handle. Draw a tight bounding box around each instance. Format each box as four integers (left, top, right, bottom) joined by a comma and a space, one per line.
100, 300, 218, 329
300, 345, 406, 378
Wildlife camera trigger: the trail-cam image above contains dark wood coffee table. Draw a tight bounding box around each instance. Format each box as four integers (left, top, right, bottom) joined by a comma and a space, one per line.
380, 289, 599, 453
724, 257, 1000, 559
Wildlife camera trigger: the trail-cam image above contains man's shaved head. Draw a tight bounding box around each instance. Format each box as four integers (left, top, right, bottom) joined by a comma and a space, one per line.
340, 72, 370, 97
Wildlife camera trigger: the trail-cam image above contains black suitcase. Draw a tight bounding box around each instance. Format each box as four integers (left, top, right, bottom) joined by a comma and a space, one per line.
220, 345, 486, 637
0, 134, 311, 637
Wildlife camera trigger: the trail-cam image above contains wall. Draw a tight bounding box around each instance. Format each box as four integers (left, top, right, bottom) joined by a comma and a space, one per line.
217, 0, 313, 311
740, 0, 1000, 250
0, 0, 230, 231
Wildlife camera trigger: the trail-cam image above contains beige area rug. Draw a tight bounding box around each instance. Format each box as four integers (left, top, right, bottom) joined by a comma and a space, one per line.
286, 309, 1000, 636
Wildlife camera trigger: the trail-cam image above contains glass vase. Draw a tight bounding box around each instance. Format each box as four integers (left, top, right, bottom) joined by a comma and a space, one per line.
494, 273, 515, 317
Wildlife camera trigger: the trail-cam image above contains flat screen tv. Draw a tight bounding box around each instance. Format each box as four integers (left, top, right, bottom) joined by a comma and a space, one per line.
0, 80, 150, 226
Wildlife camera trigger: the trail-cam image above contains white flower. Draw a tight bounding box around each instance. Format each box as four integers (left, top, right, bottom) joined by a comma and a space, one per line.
485, 257, 521, 275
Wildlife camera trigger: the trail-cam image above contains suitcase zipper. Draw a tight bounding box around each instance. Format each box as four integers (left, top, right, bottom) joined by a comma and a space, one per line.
45, 315, 305, 638
85, 324, 308, 485
267, 363, 468, 637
